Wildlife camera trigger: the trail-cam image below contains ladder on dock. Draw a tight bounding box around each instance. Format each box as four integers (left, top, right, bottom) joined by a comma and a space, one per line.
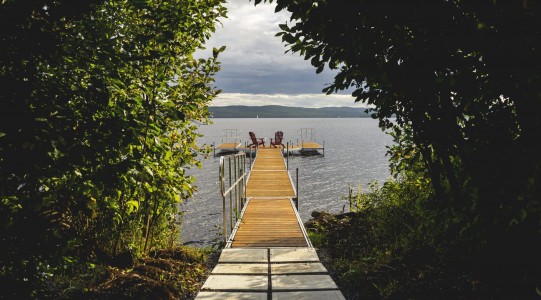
196, 148, 344, 299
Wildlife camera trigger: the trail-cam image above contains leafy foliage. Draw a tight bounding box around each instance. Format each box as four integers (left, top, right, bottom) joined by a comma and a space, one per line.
264, 0, 541, 203
310, 174, 474, 298
0, 0, 226, 297
257, 0, 541, 296
309, 137, 535, 297
55, 246, 216, 299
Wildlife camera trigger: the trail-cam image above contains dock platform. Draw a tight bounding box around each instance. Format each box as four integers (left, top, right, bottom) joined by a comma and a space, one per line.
214, 142, 324, 156
196, 148, 343, 299
287, 141, 324, 154
214, 142, 242, 152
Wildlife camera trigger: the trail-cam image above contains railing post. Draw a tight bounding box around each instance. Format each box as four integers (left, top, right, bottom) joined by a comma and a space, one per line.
228, 157, 233, 232
234, 155, 238, 223
242, 155, 246, 207
286, 142, 289, 170
220, 158, 227, 244
244, 154, 247, 202
247, 142, 251, 167
296, 167, 299, 211
219, 153, 248, 246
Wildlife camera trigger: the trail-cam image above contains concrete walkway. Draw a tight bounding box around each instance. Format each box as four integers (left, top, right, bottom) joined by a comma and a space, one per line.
196, 248, 344, 299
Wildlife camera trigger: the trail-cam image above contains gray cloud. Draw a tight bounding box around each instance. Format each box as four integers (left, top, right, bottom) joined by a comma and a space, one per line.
216, 68, 337, 94
200, 1, 339, 96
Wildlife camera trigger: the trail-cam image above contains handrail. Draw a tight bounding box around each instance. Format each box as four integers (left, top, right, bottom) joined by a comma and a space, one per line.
219, 152, 247, 244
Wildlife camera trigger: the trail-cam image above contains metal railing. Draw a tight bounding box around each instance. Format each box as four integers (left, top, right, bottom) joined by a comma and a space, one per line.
297, 128, 317, 144
219, 152, 247, 244
222, 128, 241, 144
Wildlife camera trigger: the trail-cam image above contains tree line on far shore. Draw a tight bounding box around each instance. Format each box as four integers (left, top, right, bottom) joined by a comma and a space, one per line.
209, 105, 372, 118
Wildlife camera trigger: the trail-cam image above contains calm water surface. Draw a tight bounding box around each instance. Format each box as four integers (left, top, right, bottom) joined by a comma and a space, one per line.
180, 118, 393, 247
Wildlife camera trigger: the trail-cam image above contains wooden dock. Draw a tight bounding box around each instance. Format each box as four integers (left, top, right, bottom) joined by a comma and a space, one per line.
214, 141, 324, 156
231, 148, 308, 247
196, 147, 344, 299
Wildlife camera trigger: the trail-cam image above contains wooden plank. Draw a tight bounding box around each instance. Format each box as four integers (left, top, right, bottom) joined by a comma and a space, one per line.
252, 165, 284, 171
246, 159, 295, 197
253, 149, 281, 158
216, 142, 240, 149
246, 190, 296, 197
231, 198, 306, 248
301, 142, 322, 148
291, 142, 323, 149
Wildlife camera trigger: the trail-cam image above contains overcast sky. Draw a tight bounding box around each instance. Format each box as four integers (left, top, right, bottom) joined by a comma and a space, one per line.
199, 1, 362, 108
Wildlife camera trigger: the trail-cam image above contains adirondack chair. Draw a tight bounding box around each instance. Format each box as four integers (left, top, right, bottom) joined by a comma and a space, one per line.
248, 132, 265, 148
270, 131, 285, 148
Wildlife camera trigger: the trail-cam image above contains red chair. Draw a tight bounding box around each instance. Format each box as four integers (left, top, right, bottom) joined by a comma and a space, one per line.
270, 131, 285, 148
248, 132, 265, 148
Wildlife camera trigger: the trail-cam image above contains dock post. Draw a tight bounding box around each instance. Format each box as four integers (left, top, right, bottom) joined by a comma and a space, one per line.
234, 155, 238, 224
295, 167, 299, 211
249, 143, 253, 168
245, 142, 249, 166
286, 142, 289, 170
229, 157, 233, 233
221, 159, 226, 243
323, 140, 325, 157
213, 143, 216, 157
242, 155, 247, 207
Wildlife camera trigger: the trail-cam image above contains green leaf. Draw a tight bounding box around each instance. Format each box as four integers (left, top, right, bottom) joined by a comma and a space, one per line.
126, 200, 139, 213
283, 34, 296, 44
310, 55, 320, 67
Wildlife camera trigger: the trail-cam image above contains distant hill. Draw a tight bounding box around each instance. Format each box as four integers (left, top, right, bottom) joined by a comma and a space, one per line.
209, 105, 371, 118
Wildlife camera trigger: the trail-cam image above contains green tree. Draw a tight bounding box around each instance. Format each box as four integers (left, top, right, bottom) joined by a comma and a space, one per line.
257, 0, 541, 295
0, 0, 226, 297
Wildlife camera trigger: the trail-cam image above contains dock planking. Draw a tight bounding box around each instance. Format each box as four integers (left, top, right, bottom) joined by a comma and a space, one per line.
230, 148, 307, 247
299, 141, 323, 149
231, 198, 306, 247
215, 142, 240, 149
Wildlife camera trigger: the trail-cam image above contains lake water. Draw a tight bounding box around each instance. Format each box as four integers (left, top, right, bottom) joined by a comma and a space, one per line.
180, 118, 393, 247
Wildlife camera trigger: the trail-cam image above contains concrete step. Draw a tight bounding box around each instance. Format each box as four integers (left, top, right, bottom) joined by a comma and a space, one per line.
196, 248, 344, 299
